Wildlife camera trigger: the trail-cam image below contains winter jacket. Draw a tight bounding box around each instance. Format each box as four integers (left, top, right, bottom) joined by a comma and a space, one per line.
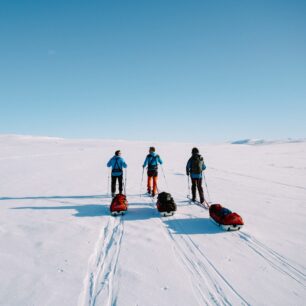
107, 156, 127, 176
143, 152, 163, 170
186, 154, 206, 179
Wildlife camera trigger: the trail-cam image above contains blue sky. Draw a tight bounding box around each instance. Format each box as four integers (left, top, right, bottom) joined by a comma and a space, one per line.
0, 0, 305, 142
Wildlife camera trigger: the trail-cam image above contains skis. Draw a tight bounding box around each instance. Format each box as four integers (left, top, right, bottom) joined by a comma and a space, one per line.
187, 195, 210, 209
143, 192, 156, 198
111, 210, 126, 216
159, 211, 175, 217
142, 192, 157, 203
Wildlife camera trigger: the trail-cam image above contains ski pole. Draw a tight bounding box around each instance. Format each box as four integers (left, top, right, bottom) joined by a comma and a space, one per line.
124, 169, 127, 195
187, 175, 191, 198
140, 167, 144, 197
203, 173, 212, 203
161, 165, 169, 190
107, 170, 110, 197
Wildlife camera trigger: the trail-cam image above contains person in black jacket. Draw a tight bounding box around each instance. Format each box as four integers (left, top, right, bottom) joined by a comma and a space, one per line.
186, 147, 206, 203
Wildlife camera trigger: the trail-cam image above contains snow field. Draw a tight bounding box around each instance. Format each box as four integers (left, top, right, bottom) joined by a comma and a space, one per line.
0, 135, 305, 305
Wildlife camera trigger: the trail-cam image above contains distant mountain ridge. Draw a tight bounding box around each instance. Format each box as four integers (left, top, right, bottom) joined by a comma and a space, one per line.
231, 138, 306, 145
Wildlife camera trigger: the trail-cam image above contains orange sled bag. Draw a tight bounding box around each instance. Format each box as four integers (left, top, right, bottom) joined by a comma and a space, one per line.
110, 194, 128, 215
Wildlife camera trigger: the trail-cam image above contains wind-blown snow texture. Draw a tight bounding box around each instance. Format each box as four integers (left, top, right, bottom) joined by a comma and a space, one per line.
0, 135, 305, 306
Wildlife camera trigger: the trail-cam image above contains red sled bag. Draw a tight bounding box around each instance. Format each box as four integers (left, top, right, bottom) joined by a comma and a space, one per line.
110, 194, 128, 216
209, 204, 244, 231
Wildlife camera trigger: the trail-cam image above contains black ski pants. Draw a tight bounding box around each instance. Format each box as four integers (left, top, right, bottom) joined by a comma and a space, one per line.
191, 178, 204, 203
111, 175, 123, 194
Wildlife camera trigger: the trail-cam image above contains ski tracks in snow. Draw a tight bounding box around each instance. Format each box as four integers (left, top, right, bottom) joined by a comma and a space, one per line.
164, 220, 248, 305
147, 199, 249, 306
79, 215, 124, 306
238, 232, 306, 288
78, 196, 305, 306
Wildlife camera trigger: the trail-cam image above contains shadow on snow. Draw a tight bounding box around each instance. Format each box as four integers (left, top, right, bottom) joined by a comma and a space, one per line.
121, 205, 158, 221
0, 194, 146, 201
12, 204, 109, 217
163, 218, 223, 235
10, 201, 159, 219
0, 195, 110, 201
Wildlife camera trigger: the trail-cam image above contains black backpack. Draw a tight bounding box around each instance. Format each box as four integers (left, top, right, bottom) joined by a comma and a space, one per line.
191, 154, 204, 174
157, 192, 177, 212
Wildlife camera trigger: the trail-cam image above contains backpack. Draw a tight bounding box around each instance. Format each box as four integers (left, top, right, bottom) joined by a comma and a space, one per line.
191, 154, 204, 174
112, 157, 123, 174
148, 154, 159, 171
156, 192, 177, 212
157, 192, 172, 202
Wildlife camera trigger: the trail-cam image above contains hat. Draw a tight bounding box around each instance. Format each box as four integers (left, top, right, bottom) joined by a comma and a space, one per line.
192, 147, 199, 154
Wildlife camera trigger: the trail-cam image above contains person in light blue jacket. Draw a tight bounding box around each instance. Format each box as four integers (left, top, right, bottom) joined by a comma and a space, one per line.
142, 147, 163, 196
107, 150, 127, 197
186, 147, 206, 203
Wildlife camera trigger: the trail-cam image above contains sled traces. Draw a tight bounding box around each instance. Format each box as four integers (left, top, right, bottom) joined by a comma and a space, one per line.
155, 211, 249, 305
145, 196, 249, 305
238, 232, 306, 288
79, 216, 124, 306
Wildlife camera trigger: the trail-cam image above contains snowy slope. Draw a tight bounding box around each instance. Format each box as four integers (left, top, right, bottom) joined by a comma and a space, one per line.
0, 135, 305, 306
231, 138, 306, 145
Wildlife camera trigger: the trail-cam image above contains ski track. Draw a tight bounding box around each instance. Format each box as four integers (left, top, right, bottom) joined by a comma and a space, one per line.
78, 194, 305, 306
78, 210, 124, 306
238, 232, 306, 288
146, 197, 249, 306
182, 197, 306, 292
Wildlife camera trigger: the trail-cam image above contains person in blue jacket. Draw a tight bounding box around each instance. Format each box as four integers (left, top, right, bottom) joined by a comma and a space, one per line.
107, 150, 127, 197
186, 147, 206, 203
143, 147, 163, 196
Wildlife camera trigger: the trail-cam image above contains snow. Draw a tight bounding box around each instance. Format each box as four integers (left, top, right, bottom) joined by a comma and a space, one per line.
0, 135, 305, 306
231, 138, 306, 145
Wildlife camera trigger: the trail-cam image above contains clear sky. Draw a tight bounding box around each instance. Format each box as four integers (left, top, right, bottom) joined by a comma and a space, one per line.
0, 0, 305, 142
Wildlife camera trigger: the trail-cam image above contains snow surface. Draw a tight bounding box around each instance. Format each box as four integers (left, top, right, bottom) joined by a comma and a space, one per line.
0, 135, 305, 306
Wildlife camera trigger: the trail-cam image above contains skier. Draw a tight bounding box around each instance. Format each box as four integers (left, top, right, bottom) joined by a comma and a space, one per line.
142, 147, 163, 197
186, 147, 206, 203
107, 150, 127, 197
